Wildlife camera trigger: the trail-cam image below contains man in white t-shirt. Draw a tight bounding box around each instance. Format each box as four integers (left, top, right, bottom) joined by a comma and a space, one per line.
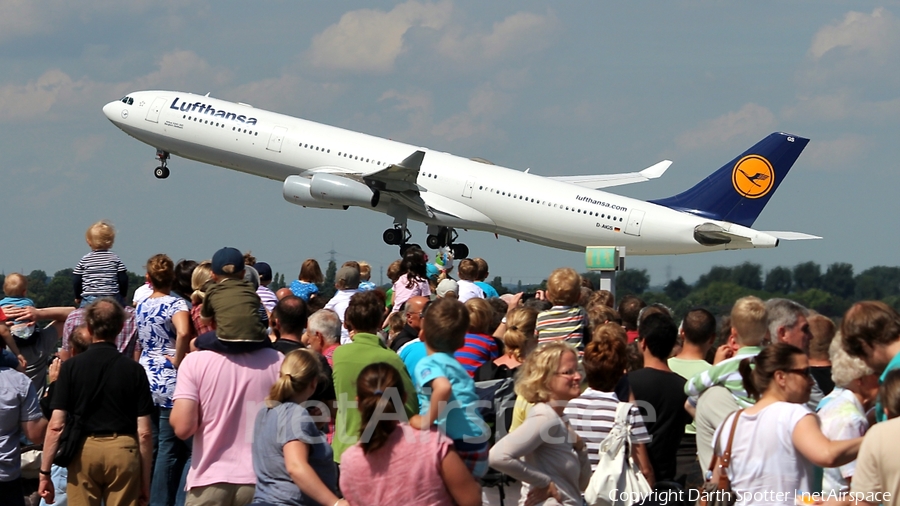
324, 266, 361, 344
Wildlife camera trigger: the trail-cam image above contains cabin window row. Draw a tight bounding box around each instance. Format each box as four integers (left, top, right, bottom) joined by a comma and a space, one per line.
477, 185, 624, 222
182, 114, 258, 136
298, 142, 387, 167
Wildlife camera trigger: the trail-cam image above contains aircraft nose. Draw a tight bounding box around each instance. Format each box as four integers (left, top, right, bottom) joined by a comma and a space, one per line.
102, 101, 122, 122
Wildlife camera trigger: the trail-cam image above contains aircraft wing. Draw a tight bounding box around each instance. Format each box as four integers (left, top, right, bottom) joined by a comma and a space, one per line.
362, 150, 434, 218
549, 160, 672, 189
363, 150, 426, 192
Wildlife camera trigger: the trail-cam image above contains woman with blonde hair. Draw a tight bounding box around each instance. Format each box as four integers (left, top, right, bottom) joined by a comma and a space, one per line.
475, 305, 538, 381
489, 342, 591, 505
189, 261, 214, 337
251, 349, 343, 506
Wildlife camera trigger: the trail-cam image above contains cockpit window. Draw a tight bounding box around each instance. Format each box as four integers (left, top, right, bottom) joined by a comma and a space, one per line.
120, 96, 134, 105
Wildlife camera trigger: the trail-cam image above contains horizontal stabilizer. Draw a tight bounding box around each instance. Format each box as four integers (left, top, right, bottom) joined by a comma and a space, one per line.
550, 160, 672, 189
761, 231, 822, 240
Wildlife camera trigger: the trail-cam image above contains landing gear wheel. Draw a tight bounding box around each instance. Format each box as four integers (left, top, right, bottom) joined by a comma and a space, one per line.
383, 228, 403, 246
451, 243, 469, 259
426, 234, 442, 249
154, 166, 170, 179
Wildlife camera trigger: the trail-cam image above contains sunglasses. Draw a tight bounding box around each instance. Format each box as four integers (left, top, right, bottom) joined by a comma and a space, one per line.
781, 367, 812, 378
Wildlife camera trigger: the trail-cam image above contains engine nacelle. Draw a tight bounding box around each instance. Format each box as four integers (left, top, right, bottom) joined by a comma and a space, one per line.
309, 172, 380, 208
282, 175, 347, 209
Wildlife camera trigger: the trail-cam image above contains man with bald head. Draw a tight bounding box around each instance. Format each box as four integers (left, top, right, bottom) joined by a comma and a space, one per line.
389, 296, 429, 353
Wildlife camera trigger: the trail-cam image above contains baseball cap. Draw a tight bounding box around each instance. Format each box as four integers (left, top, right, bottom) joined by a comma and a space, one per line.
437, 278, 459, 298
255, 262, 273, 282
335, 266, 360, 289
212, 247, 244, 275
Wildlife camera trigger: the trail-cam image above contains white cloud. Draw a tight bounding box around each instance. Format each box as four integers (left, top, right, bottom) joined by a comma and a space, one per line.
676, 103, 776, 151
802, 134, 870, 172
0, 1, 204, 43
306, 3, 558, 73
0, 50, 233, 123
307, 1, 452, 73
437, 10, 560, 65
0, 0, 52, 41
809, 8, 899, 61
798, 8, 900, 93
432, 85, 511, 142
0, 70, 77, 121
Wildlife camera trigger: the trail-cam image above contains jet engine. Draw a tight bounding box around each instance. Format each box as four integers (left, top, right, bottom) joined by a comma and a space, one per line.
282, 175, 347, 209
308, 172, 380, 208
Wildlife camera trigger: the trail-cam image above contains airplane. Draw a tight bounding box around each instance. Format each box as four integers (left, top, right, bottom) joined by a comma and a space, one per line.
102, 91, 819, 259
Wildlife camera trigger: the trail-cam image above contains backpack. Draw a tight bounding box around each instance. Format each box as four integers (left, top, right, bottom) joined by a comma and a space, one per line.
475, 375, 517, 443
584, 402, 653, 506
475, 375, 518, 504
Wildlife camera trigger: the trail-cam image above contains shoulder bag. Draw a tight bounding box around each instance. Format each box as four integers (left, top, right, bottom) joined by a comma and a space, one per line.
584, 402, 653, 506
696, 409, 743, 506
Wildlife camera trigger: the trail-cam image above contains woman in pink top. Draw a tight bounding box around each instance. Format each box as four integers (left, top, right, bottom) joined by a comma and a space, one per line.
339, 363, 481, 506
390, 247, 431, 313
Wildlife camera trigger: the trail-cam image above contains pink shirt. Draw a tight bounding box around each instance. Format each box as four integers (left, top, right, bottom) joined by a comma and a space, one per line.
391, 274, 431, 313
340, 424, 455, 506
173, 348, 283, 488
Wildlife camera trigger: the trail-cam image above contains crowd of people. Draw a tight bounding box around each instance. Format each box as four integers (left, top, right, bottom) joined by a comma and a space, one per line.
1, 220, 900, 506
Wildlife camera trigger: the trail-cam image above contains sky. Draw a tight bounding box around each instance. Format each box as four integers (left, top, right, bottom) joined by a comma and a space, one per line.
4, 1, 900, 288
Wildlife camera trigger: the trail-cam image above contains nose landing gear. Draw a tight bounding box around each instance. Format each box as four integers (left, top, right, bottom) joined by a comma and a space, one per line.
154, 150, 170, 179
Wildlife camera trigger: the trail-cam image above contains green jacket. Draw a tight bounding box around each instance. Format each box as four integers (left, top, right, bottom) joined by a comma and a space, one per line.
330, 332, 419, 462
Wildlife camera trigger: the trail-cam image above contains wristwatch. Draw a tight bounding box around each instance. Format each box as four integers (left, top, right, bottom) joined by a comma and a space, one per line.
39, 469, 52, 476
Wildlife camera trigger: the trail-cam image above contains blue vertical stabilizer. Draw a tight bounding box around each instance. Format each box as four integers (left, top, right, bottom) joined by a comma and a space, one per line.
650, 132, 809, 227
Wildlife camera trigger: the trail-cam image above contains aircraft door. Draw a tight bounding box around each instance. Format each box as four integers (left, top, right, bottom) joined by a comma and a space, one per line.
462, 179, 475, 198
624, 209, 645, 236
145, 97, 166, 123
267, 126, 288, 153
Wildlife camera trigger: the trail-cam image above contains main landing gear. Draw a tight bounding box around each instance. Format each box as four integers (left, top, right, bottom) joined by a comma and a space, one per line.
427, 226, 469, 259
154, 150, 170, 179
382, 224, 470, 258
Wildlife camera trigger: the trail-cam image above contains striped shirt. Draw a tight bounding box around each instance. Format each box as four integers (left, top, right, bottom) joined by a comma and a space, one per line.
256, 285, 278, 312
684, 346, 763, 408
73, 250, 127, 297
536, 306, 586, 348
454, 333, 499, 377
63, 306, 138, 356
564, 389, 651, 471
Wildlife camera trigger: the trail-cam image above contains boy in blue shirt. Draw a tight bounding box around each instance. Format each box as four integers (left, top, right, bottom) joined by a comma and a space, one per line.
410, 298, 489, 478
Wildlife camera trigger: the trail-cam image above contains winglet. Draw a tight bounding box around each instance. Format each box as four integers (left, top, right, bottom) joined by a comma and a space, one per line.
640, 160, 672, 179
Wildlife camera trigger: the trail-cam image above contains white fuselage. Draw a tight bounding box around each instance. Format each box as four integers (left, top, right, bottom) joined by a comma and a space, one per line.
103, 91, 779, 254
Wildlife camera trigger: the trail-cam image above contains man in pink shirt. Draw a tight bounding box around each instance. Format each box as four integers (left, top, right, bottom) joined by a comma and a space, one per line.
170, 347, 282, 505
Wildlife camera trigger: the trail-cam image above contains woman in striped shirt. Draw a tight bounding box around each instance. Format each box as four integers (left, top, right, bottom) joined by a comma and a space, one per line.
564, 323, 655, 483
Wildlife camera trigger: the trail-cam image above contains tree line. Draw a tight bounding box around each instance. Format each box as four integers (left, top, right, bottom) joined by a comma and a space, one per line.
5, 260, 898, 320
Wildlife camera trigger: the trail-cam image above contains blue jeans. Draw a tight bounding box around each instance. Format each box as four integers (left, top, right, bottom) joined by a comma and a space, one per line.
151, 407, 191, 506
